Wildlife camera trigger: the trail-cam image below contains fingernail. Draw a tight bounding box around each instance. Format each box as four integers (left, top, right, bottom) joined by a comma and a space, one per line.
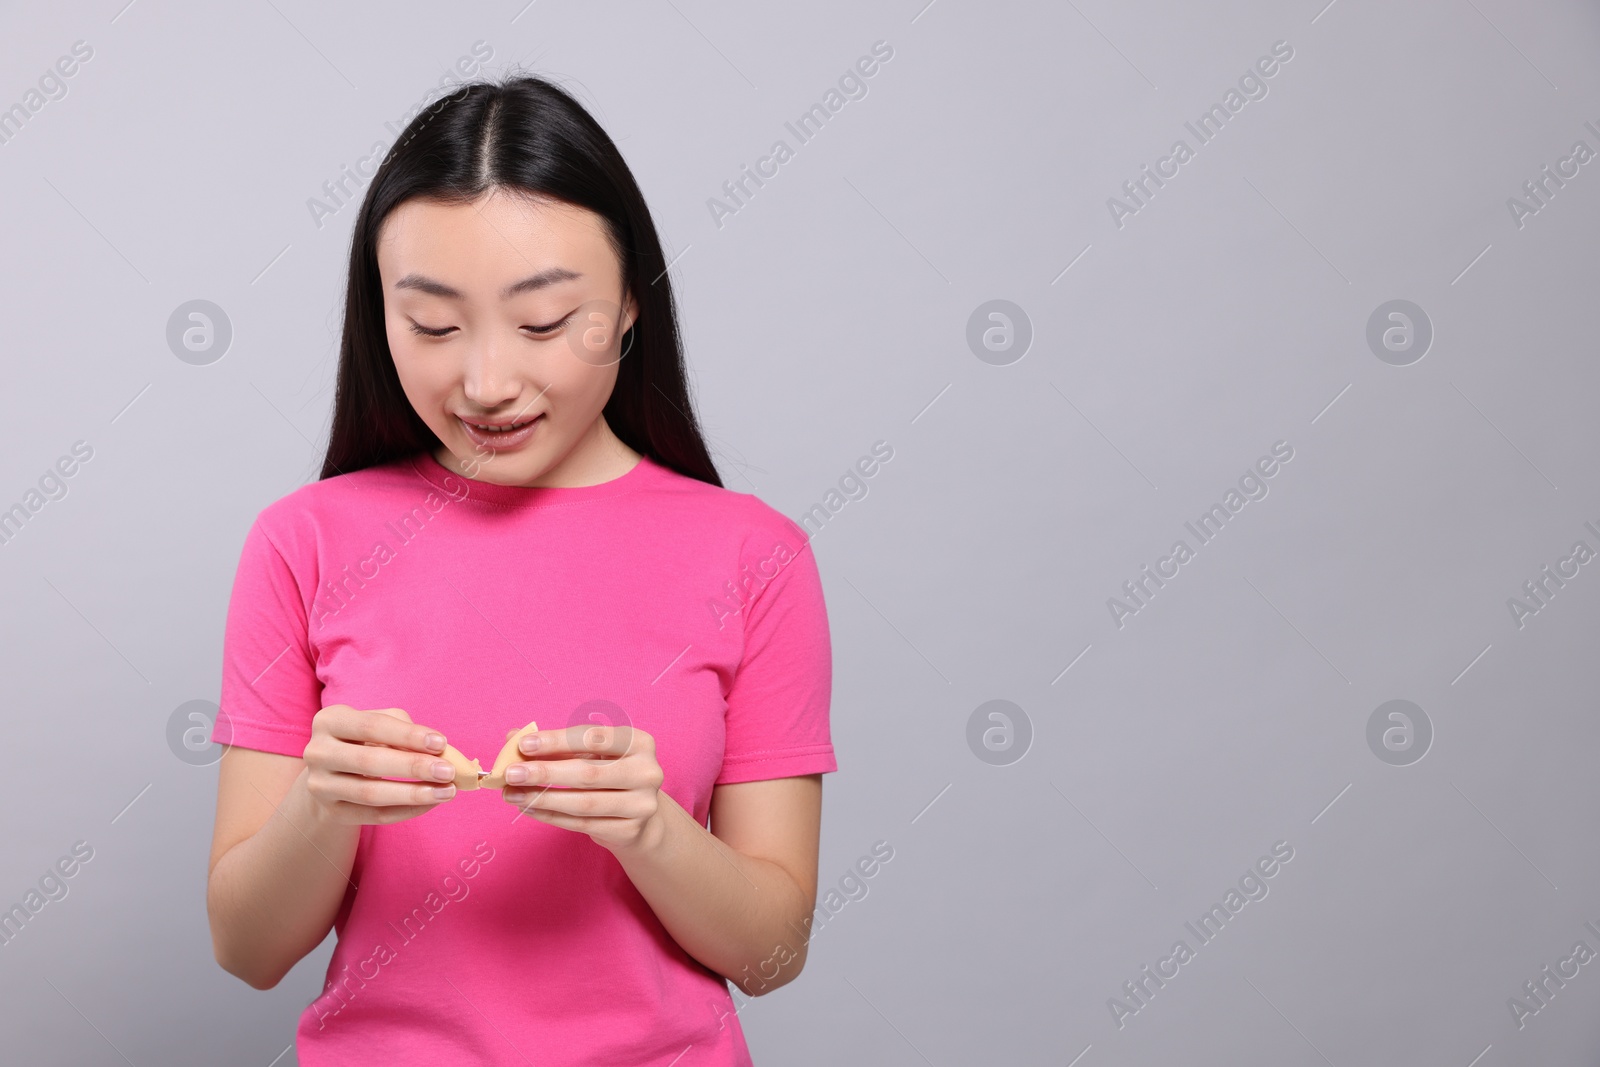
433, 761, 455, 780
433, 786, 455, 799
520, 735, 540, 754
425, 733, 445, 751
505, 765, 529, 784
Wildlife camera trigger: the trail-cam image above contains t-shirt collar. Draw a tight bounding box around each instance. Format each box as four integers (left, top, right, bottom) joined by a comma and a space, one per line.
409, 449, 658, 508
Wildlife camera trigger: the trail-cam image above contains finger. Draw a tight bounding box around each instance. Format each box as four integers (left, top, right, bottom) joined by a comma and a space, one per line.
371, 805, 442, 824
517, 791, 594, 817
503, 787, 652, 819
519, 723, 646, 760
323, 772, 458, 808
323, 800, 442, 824
330, 706, 446, 755
339, 742, 464, 786
503, 754, 645, 790
513, 806, 601, 831
322, 726, 461, 786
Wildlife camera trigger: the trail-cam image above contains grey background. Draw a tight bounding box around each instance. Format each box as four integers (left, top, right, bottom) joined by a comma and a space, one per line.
1, 0, 1597, 1063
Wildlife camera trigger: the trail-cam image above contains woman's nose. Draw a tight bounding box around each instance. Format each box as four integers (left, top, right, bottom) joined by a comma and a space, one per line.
459, 333, 525, 407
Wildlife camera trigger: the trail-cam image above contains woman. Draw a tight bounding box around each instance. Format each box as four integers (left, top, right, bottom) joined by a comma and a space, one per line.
205, 73, 835, 1066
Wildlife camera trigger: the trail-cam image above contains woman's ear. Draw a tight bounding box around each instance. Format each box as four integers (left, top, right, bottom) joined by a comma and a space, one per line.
621, 289, 639, 335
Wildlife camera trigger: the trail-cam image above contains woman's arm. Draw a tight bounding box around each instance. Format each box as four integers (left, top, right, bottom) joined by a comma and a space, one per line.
503, 725, 822, 997
617, 774, 822, 996
207, 706, 460, 989
206, 749, 360, 989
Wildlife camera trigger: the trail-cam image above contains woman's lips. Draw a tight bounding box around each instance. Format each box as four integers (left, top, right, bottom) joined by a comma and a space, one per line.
459, 413, 541, 451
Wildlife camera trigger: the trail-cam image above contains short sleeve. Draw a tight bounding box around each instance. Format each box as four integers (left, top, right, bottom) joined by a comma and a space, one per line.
716, 516, 837, 784
212, 515, 323, 758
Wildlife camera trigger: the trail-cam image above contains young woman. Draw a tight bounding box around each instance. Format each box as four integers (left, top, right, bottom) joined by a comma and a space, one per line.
205, 74, 835, 1065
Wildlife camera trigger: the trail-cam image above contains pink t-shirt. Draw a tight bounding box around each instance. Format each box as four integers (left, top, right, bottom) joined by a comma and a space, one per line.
213, 450, 836, 1065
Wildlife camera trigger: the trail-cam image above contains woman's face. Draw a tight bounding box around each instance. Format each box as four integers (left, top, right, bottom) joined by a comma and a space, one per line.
377, 189, 639, 486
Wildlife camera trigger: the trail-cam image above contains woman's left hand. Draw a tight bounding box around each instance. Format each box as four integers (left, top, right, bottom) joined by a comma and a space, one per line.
500, 724, 666, 852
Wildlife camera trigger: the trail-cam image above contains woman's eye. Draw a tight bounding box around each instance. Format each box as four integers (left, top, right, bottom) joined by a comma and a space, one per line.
525, 314, 574, 335
406, 316, 573, 338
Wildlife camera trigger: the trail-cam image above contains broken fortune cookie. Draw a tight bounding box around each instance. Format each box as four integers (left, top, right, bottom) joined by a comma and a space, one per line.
436, 719, 539, 791
482, 720, 541, 789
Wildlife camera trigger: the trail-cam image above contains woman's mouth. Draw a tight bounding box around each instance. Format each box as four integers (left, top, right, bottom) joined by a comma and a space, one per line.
458, 413, 541, 451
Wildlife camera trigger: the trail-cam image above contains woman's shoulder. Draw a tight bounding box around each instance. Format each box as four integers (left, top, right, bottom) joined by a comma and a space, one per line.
246, 455, 428, 543
643, 456, 809, 546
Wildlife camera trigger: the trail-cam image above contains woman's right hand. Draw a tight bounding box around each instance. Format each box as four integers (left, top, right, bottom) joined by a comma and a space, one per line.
300, 704, 459, 825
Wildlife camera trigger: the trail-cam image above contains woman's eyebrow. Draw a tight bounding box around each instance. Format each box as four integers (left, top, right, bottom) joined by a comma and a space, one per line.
393, 267, 584, 300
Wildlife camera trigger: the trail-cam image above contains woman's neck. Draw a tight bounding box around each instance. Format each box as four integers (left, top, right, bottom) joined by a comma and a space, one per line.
432, 415, 642, 489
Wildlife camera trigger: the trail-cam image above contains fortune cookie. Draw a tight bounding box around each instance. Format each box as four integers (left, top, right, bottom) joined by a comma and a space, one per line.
433, 719, 539, 792
438, 743, 486, 790
482, 720, 540, 790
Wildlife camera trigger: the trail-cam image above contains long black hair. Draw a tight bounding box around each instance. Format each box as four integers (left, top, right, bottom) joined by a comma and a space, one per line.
319, 72, 722, 488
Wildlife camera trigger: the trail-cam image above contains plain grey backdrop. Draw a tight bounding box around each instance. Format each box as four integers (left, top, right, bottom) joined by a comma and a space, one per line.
2, 0, 1598, 1063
